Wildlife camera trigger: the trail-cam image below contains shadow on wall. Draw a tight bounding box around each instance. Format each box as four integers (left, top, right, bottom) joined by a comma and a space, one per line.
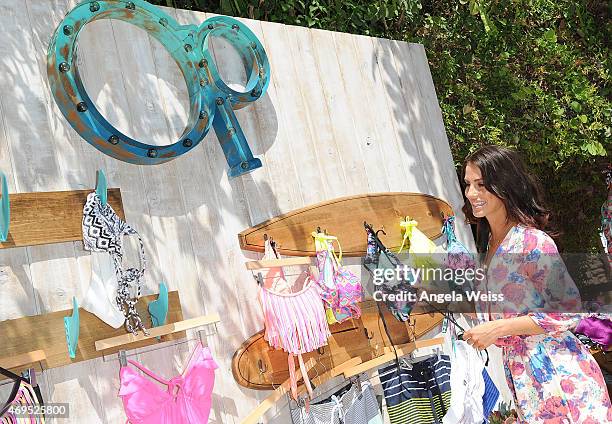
373, 39, 475, 250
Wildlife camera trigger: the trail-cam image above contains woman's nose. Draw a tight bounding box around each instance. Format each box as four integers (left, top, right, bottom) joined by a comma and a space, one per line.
466, 185, 477, 199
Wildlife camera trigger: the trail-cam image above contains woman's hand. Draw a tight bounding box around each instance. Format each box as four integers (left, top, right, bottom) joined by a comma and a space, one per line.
462, 320, 503, 350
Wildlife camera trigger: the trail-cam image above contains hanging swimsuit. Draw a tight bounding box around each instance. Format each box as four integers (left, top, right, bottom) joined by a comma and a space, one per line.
364, 227, 417, 322
313, 233, 362, 324
82, 192, 147, 334
258, 240, 331, 399
398, 218, 438, 273
118, 342, 217, 424
442, 216, 476, 290
79, 250, 126, 329
0, 367, 45, 424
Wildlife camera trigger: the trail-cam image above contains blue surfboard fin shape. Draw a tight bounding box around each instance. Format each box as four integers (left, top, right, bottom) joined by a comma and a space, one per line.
64, 297, 80, 359
149, 283, 168, 340
95, 169, 107, 205
0, 172, 9, 242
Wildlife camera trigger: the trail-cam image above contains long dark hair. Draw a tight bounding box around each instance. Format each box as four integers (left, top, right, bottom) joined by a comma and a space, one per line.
461, 145, 554, 253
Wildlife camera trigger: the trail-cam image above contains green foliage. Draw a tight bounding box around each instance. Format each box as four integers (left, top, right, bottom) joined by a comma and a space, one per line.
148, 0, 611, 251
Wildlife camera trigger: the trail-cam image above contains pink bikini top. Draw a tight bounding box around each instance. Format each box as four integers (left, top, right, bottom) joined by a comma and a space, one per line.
118, 343, 217, 424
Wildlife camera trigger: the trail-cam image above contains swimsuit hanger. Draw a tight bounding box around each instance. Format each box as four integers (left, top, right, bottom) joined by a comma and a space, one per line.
111, 327, 218, 368
247, 235, 316, 289
242, 356, 363, 424
312, 227, 342, 263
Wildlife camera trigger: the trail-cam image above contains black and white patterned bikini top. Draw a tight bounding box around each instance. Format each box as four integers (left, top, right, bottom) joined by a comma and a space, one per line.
82, 192, 147, 335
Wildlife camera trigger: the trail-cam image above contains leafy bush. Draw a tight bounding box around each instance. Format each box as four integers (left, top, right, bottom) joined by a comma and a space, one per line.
149, 0, 610, 252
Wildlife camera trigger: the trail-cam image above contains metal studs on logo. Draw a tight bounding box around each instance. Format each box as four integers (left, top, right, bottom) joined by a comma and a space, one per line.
47, 0, 270, 176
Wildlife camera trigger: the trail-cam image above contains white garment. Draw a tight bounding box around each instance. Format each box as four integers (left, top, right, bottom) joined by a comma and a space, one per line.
443, 340, 485, 424
80, 251, 125, 328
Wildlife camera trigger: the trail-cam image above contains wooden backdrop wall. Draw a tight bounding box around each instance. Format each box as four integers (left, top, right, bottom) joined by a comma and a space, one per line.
0, 1, 507, 422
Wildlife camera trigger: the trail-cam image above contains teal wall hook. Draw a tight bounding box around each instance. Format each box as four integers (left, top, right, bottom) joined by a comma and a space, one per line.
149, 282, 168, 328
64, 297, 80, 359
149, 282, 168, 341
47, 0, 270, 177
95, 169, 107, 205
0, 172, 9, 242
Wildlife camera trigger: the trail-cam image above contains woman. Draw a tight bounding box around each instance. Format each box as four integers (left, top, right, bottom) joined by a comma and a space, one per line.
461, 145, 611, 423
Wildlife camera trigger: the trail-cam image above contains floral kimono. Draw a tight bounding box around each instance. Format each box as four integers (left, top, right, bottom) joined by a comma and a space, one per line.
475, 224, 612, 423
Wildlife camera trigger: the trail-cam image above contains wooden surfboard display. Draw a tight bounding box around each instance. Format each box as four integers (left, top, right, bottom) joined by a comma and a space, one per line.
232, 300, 444, 390
237, 193, 453, 257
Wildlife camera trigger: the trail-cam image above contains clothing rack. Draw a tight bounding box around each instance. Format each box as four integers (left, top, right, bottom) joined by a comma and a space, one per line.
245, 256, 316, 270
94, 314, 220, 351
241, 337, 445, 424
241, 357, 362, 424
342, 337, 444, 378
0, 291, 188, 375
101, 329, 215, 365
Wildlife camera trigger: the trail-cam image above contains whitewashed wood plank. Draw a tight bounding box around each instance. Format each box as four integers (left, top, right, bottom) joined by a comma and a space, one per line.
48, 8, 160, 423
110, 17, 201, 311
0, 80, 37, 323
79, 18, 160, 290
351, 34, 410, 192
106, 15, 208, 419
373, 37, 430, 192
0, 249, 36, 320
28, 1, 124, 422
259, 21, 327, 206
45, 361, 106, 424
198, 14, 280, 227
285, 27, 347, 199
390, 41, 445, 195
333, 31, 390, 193
310, 28, 369, 195
147, 6, 189, 143
0, 1, 106, 421
226, 17, 303, 215
405, 44, 476, 249
390, 39, 465, 222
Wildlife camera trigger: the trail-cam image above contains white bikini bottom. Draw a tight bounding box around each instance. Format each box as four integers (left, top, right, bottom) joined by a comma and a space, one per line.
80, 251, 125, 328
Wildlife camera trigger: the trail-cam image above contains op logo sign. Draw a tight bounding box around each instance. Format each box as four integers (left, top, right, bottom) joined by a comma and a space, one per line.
48, 0, 270, 177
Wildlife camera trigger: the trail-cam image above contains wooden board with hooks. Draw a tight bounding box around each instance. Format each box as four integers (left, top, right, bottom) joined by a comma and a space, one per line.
237, 192, 453, 257
0, 188, 125, 249
231, 299, 444, 390
0, 291, 184, 378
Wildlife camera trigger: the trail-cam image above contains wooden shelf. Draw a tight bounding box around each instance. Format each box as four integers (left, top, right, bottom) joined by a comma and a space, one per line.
238, 192, 453, 257
0, 350, 47, 377
0, 291, 184, 377
0, 188, 124, 249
